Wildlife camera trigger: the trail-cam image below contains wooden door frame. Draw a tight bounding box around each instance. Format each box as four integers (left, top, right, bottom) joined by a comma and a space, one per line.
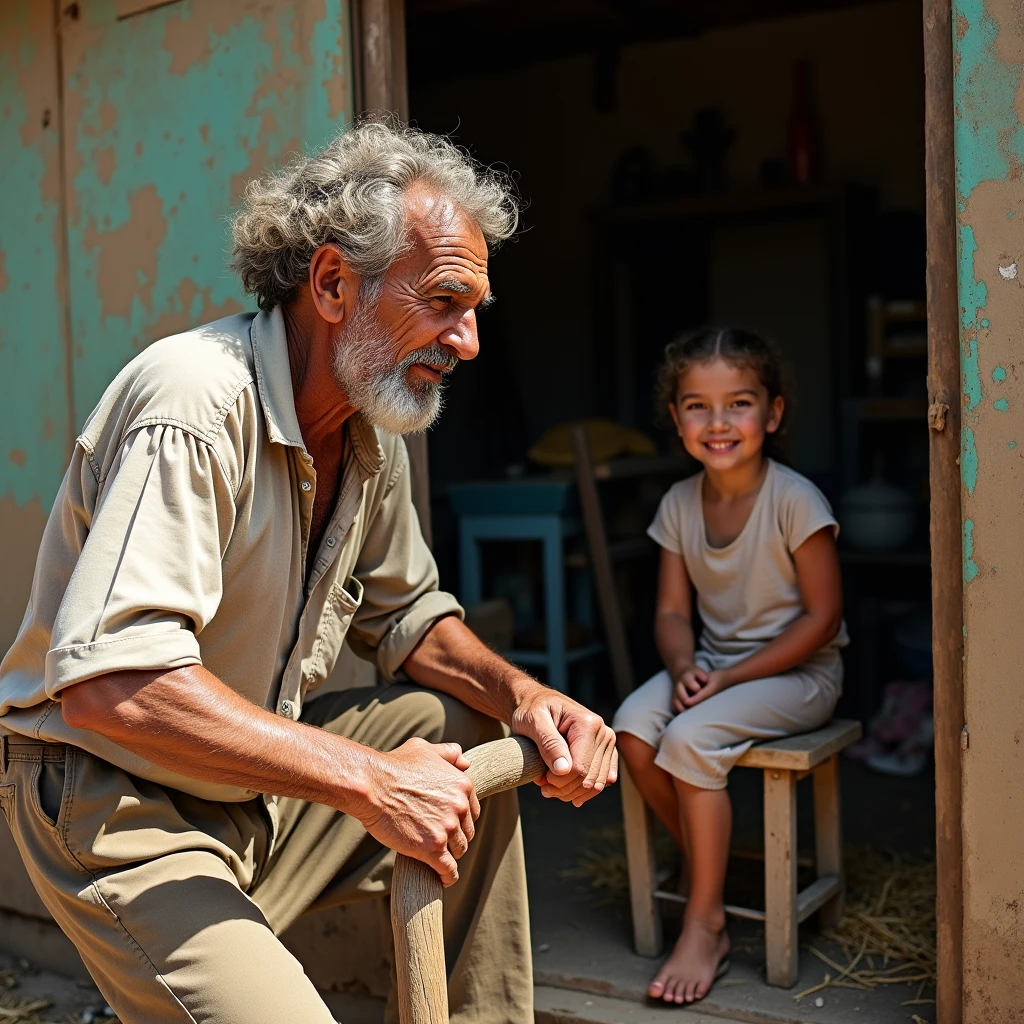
351, 0, 432, 546
352, 1, 963, 1012
923, 2, 962, 1022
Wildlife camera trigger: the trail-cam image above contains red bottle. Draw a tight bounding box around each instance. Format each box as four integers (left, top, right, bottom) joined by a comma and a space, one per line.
789, 61, 819, 186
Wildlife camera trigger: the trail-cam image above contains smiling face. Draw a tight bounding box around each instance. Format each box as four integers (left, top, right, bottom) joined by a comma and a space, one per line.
331, 182, 491, 434
668, 358, 784, 473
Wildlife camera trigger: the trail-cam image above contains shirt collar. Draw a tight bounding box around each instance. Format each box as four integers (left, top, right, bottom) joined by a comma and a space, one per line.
250, 306, 386, 476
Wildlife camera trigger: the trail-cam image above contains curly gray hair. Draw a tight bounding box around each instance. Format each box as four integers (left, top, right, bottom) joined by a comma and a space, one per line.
229, 121, 519, 311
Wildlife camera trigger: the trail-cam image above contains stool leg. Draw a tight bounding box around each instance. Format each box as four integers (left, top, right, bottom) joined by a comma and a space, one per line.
764, 768, 798, 987
541, 518, 568, 692
813, 754, 845, 928
621, 763, 663, 957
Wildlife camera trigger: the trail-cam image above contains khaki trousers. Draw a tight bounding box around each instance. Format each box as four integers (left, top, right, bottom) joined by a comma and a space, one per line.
0, 685, 532, 1024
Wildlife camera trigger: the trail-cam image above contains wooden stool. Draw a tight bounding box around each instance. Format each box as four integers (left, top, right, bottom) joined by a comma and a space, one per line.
621, 718, 863, 988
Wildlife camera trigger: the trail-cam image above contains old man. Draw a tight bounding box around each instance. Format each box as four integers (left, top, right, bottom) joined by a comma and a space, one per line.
0, 122, 616, 1024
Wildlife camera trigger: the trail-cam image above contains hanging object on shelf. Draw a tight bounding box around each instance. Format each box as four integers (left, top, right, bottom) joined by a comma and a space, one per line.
788, 60, 820, 186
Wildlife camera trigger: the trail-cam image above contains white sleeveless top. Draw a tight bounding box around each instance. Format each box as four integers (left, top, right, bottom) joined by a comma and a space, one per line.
648, 460, 849, 660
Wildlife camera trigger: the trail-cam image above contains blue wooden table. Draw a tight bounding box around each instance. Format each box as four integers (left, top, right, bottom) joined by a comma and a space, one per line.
449, 480, 602, 693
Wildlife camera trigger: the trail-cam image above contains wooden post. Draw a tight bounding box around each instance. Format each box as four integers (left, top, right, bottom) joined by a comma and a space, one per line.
923, 1, 963, 1020
570, 427, 635, 700
620, 763, 663, 957
763, 768, 798, 988
352, 0, 432, 545
812, 755, 844, 929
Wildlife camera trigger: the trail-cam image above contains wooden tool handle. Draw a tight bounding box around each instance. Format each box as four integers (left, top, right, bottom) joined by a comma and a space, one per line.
392, 735, 546, 1024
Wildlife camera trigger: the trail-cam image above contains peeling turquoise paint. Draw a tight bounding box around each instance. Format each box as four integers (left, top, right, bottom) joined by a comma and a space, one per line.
1009, 440, 1018, 449
0, 3, 72, 508
66, 0, 353, 423
952, 0, 1024, 601
957, 224, 986, 411
962, 426, 979, 495
952, 0, 1024, 204
1, 1, 352, 510
963, 518, 980, 583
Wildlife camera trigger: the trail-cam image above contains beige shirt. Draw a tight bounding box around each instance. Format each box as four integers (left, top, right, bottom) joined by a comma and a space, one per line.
0, 308, 462, 801
648, 460, 848, 661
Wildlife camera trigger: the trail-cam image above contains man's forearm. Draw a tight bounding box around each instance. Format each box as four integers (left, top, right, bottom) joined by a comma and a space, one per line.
60, 666, 376, 814
402, 615, 535, 723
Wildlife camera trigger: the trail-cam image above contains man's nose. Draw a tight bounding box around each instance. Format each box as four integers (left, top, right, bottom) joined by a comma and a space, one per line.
439, 310, 480, 361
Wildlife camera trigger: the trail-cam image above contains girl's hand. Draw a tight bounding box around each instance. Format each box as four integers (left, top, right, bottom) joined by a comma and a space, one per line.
672, 666, 708, 713
677, 669, 733, 709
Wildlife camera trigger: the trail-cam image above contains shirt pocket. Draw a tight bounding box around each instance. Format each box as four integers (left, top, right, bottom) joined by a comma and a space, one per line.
306, 576, 364, 693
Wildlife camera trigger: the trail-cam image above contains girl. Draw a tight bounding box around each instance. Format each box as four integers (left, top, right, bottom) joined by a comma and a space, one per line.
614, 328, 847, 1005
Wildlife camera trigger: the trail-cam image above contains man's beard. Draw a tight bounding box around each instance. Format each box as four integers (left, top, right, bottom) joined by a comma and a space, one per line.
332, 300, 457, 435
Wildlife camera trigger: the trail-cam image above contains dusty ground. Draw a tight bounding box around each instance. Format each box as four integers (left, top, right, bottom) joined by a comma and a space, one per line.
0, 951, 108, 1024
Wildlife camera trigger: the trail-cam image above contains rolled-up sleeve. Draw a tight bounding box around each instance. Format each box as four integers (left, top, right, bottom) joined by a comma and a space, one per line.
45, 424, 236, 695
346, 438, 463, 680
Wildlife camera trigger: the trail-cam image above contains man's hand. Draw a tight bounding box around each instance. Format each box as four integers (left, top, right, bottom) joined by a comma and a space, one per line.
355, 738, 481, 888
674, 667, 731, 711
510, 687, 617, 808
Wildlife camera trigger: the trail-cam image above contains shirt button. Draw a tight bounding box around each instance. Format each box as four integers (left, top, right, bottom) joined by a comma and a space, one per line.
279, 700, 293, 718
300, 481, 312, 492
326, 536, 336, 547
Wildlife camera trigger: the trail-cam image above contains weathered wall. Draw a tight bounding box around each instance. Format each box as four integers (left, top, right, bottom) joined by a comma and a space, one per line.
1, 0, 374, 979
953, 0, 1024, 1017
0, 2, 73, 654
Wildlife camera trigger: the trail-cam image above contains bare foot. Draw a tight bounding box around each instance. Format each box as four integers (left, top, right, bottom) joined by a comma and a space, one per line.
647, 918, 730, 1004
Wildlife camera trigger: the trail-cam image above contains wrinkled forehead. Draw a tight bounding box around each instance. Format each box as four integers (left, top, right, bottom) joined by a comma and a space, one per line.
400, 183, 489, 279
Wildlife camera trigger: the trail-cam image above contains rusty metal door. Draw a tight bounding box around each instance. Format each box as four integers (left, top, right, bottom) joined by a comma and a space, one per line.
58, 0, 354, 421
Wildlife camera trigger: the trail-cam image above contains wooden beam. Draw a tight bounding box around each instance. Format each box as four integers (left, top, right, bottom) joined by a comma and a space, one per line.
923, 0, 963, 1019
352, 0, 433, 545
570, 427, 635, 700
354, 0, 409, 118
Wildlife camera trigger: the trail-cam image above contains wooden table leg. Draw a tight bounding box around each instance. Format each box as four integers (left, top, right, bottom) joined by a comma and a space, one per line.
813, 754, 845, 928
764, 768, 798, 987
621, 763, 663, 957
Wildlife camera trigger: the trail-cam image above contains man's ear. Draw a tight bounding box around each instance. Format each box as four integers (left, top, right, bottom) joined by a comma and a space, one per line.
308, 243, 360, 326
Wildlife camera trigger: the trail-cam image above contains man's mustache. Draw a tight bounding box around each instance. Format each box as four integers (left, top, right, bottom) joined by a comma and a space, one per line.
402, 346, 459, 375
